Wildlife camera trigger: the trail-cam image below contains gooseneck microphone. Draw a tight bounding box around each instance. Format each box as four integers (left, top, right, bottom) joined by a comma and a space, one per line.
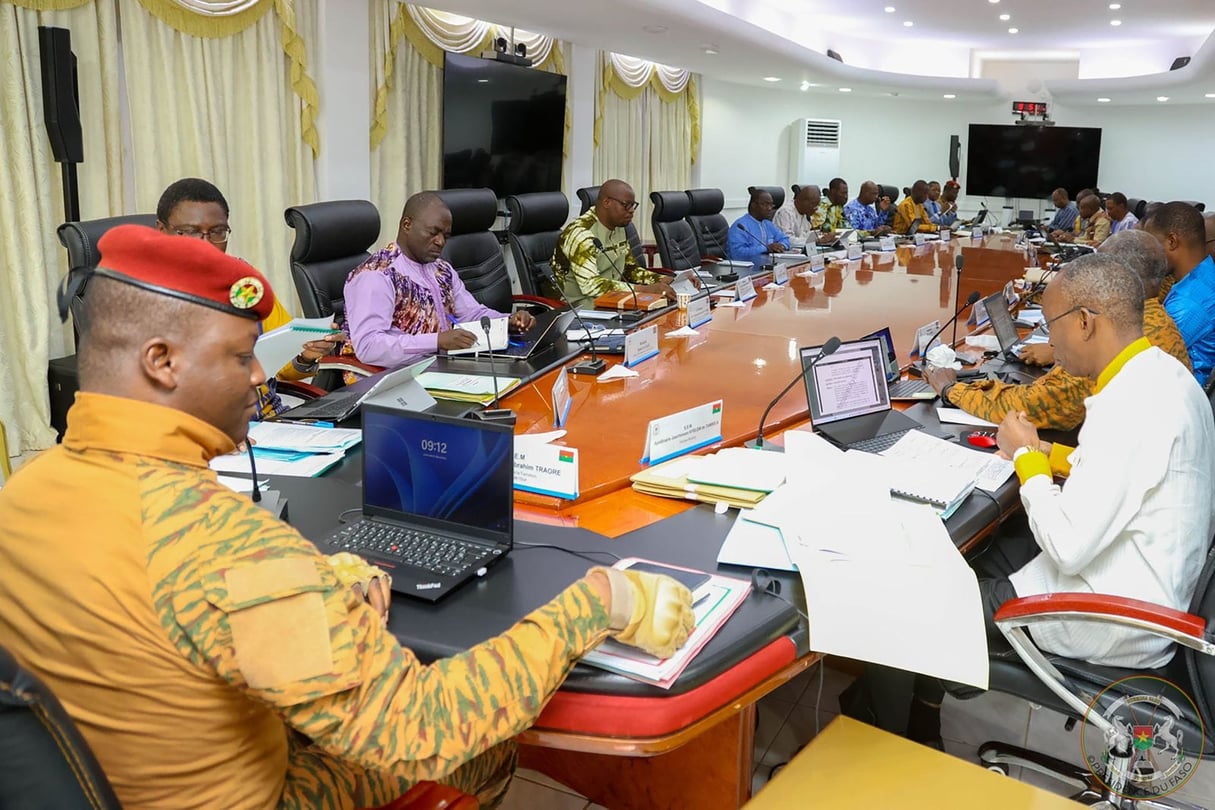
924, 290, 980, 362
735, 223, 776, 273
699, 224, 729, 260
950, 254, 965, 346
472, 316, 514, 422
539, 265, 606, 376
590, 236, 643, 322
754, 336, 842, 450
246, 441, 261, 503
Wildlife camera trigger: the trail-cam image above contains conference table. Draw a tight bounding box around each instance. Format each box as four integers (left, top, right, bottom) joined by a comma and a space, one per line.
284, 233, 1037, 808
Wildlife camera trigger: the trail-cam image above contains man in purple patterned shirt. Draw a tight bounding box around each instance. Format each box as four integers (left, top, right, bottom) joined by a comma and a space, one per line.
342, 192, 534, 367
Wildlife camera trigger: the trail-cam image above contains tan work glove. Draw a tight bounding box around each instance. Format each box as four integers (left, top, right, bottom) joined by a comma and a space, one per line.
592, 567, 696, 659
327, 552, 392, 625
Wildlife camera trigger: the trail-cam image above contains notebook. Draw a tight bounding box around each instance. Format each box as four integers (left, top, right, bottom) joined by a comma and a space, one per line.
323, 404, 515, 602
800, 337, 924, 451
276, 357, 435, 422
486, 309, 575, 360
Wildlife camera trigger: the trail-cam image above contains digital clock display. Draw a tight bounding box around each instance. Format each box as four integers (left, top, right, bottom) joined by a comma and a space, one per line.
420, 439, 448, 456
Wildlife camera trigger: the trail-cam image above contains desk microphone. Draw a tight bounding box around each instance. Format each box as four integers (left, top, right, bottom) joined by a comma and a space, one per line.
590, 237, 644, 323
539, 265, 606, 376
667, 233, 717, 292
699, 223, 729, 261
734, 223, 776, 265
246, 441, 261, 504
950, 254, 965, 346
472, 315, 515, 422
699, 225, 738, 282
923, 291, 980, 365
753, 336, 841, 450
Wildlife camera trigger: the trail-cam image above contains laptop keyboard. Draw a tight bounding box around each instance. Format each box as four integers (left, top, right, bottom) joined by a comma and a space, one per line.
849, 429, 913, 454
887, 379, 934, 398
330, 521, 490, 578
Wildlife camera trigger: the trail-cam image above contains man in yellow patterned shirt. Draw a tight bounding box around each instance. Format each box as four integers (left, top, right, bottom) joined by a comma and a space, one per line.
549, 179, 673, 308
0, 226, 693, 809
924, 230, 1190, 433
892, 180, 939, 235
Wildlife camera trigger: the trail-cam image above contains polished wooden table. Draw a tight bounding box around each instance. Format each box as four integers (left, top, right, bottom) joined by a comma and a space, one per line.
499, 235, 1035, 808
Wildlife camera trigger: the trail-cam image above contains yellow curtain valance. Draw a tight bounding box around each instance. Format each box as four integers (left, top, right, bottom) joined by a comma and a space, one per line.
5, 0, 92, 9
596, 51, 700, 163
371, 2, 565, 150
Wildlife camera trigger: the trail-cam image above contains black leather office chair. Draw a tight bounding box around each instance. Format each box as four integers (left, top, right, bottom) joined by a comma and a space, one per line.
879, 184, 900, 204
747, 185, 785, 209
1179, 200, 1207, 213
685, 188, 730, 260
1126, 198, 1147, 219
973, 540, 1215, 806
434, 188, 557, 315
0, 644, 122, 809
650, 191, 701, 272
504, 191, 569, 297
575, 184, 648, 268
284, 200, 380, 320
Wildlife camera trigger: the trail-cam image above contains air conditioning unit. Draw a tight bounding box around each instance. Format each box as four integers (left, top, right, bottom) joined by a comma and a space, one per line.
788, 118, 842, 188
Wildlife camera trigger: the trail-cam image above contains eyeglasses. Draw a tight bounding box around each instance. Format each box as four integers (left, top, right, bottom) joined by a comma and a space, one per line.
1041, 305, 1099, 335
169, 225, 231, 244
605, 196, 639, 212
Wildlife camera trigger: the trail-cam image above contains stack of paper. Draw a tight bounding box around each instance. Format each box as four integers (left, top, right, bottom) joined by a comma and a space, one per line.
254, 317, 337, 376
209, 421, 362, 478
417, 371, 521, 404
630, 451, 778, 509
445, 316, 509, 355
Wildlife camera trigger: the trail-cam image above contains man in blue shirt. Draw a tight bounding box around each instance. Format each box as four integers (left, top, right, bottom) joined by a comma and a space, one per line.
843, 181, 893, 236
1046, 188, 1079, 237
727, 189, 790, 268
1143, 202, 1215, 384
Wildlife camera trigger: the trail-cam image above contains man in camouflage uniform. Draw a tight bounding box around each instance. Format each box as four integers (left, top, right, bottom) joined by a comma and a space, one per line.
925, 230, 1190, 448
549, 179, 674, 308
0, 225, 694, 809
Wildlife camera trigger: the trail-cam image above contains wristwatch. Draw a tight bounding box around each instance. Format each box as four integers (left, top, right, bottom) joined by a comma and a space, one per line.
1012, 445, 1040, 460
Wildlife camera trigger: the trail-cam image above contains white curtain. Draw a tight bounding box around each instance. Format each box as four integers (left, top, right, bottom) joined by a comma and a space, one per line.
118, 0, 318, 312
593, 88, 649, 233
0, 1, 125, 455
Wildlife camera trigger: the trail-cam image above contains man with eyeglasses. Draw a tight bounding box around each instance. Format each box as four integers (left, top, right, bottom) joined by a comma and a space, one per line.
549, 179, 674, 309
156, 178, 340, 418
1141, 202, 1215, 384
843, 253, 1215, 748
726, 188, 790, 268
924, 230, 1190, 433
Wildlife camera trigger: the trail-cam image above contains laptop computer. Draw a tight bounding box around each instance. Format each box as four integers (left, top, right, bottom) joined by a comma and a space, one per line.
982, 291, 1047, 381
486, 309, 574, 360
801, 337, 925, 452
901, 217, 922, 237
276, 356, 435, 422
861, 327, 935, 401
324, 404, 515, 602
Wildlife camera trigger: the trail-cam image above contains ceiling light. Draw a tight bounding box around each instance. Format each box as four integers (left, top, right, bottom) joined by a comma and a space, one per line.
703, 47, 718, 55
642, 24, 667, 34
1097, 97, 1111, 102
1110, 19, 1121, 26
1157, 96, 1169, 102
762, 76, 781, 82
943, 94, 956, 99
903, 20, 913, 27
838, 87, 852, 93
800, 80, 811, 91
1008, 27, 1019, 34
1109, 3, 1121, 8
989, 0, 999, 4
1206, 93, 1215, 99
884, 5, 896, 12
999, 13, 1010, 21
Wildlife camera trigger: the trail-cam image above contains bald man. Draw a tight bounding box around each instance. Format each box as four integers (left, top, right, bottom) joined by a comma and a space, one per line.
549, 179, 673, 308
1053, 194, 1110, 246
773, 185, 823, 242
1045, 187, 1079, 236
341, 192, 534, 368
844, 181, 893, 236
892, 180, 938, 234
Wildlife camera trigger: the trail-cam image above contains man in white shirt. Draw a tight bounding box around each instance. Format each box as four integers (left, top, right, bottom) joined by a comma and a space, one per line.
841, 253, 1215, 745
772, 185, 820, 243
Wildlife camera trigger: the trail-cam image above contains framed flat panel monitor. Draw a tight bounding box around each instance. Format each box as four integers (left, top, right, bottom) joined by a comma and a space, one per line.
965, 124, 1101, 199
442, 52, 567, 197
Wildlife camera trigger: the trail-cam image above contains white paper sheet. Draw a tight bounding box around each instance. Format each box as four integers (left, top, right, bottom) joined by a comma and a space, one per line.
688, 447, 786, 493
210, 451, 344, 478
246, 421, 362, 453
716, 512, 796, 571
936, 407, 998, 427
881, 429, 1014, 494
598, 364, 639, 381
445, 316, 509, 355
666, 325, 700, 337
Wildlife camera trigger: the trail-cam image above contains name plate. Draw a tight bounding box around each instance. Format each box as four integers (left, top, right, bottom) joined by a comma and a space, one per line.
687, 293, 712, 328
879, 236, 895, 252
641, 399, 724, 465
940, 228, 951, 242
914, 233, 927, 247
911, 319, 941, 358
808, 252, 825, 269
735, 274, 758, 301
846, 243, 863, 260
624, 324, 659, 367
972, 227, 983, 240
772, 263, 790, 284
514, 443, 579, 499
552, 368, 571, 427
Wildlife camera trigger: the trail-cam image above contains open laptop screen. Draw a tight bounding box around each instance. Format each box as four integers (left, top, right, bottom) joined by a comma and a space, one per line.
800, 338, 890, 426
982, 291, 1021, 354
361, 406, 514, 543
861, 327, 900, 383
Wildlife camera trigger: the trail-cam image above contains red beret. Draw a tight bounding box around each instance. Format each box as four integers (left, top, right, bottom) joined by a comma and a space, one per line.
93, 224, 276, 320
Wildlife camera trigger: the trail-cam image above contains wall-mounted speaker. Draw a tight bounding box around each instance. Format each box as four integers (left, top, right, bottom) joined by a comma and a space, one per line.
948, 135, 960, 180
1170, 56, 1191, 71
37, 26, 83, 165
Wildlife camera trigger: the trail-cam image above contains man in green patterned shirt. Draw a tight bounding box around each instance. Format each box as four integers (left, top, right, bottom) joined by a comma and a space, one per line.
549, 179, 674, 308
815, 177, 850, 232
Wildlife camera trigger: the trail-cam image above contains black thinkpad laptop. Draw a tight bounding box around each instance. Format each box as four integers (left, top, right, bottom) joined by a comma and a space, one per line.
801, 337, 925, 453
487, 309, 575, 360
983, 292, 1047, 382
324, 404, 515, 602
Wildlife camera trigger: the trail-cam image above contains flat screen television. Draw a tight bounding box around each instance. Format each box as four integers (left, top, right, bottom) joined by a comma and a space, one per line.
965, 124, 1101, 199
442, 52, 567, 197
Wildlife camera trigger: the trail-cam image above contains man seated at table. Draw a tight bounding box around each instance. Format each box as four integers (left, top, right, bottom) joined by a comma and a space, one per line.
157, 177, 340, 418
549, 179, 674, 309
1142, 201, 1215, 383
843, 253, 1215, 747
1045, 187, 1079, 236
1106, 192, 1138, 234
0, 225, 695, 808
891, 180, 938, 235
727, 188, 790, 268
816, 177, 849, 232
1052, 194, 1111, 246
342, 192, 535, 367
924, 230, 1190, 432
843, 181, 893, 236
924, 181, 958, 229
1205, 212, 1215, 262
774, 184, 831, 245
